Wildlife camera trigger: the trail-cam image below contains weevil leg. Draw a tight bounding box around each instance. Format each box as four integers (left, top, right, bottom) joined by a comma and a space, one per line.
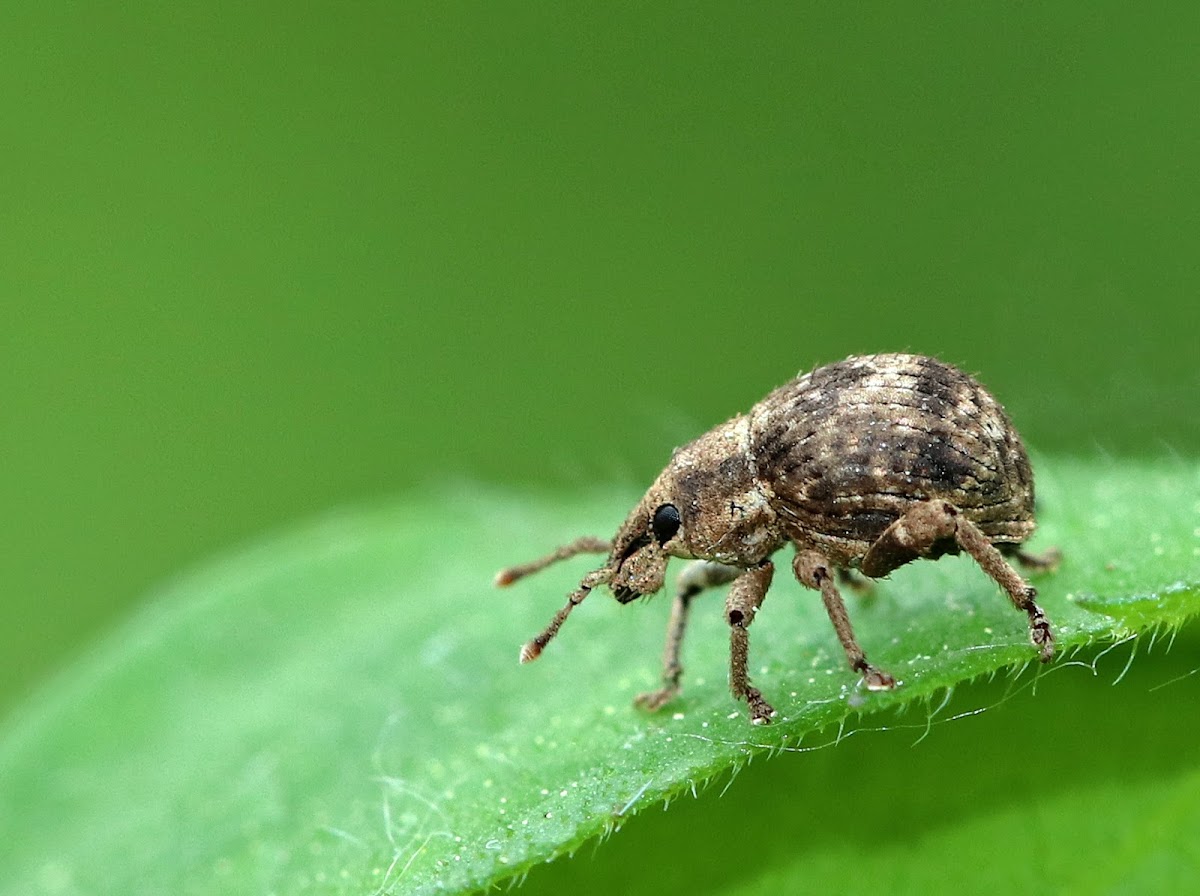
862, 500, 1055, 662
838, 567, 875, 596
636, 561, 739, 712
1010, 545, 1063, 573
953, 512, 1055, 662
794, 550, 897, 690
725, 562, 777, 724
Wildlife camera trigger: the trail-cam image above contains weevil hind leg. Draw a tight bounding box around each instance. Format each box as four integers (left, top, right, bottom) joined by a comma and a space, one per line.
635, 561, 739, 713
794, 550, 897, 690
838, 566, 875, 597
862, 500, 1055, 662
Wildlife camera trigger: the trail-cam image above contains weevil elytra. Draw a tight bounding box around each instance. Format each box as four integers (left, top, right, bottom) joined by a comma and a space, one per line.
496, 353, 1060, 723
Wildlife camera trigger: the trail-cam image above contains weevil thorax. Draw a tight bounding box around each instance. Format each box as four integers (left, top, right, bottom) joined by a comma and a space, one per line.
605, 415, 782, 603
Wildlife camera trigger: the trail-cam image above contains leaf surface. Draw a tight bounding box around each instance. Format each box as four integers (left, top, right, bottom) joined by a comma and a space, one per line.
1, 458, 1197, 895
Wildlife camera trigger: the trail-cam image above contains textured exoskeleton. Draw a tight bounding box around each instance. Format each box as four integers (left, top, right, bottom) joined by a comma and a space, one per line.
496, 353, 1059, 723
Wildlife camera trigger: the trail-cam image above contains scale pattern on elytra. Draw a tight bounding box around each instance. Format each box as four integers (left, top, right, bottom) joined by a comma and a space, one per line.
749, 353, 1034, 568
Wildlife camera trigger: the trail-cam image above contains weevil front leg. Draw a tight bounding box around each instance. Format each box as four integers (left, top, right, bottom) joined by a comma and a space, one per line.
636, 561, 740, 712
794, 550, 897, 690
725, 562, 777, 724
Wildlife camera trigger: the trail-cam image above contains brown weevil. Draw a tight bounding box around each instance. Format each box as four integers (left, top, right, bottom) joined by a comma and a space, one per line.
496, 353, 1060, 723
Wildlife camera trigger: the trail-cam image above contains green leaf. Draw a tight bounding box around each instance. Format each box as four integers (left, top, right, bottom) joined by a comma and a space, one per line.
528, 629, 1200, 896
2, 458, 1198, 895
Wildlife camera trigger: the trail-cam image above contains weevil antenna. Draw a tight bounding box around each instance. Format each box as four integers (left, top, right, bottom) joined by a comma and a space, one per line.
494, 536, 611, 586
519, 566, 613, 663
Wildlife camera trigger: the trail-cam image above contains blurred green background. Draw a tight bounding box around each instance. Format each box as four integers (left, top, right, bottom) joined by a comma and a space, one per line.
2, 2, 1197, 721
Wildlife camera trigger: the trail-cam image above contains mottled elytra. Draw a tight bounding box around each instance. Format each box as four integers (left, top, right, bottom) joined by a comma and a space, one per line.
496, 353, 1060, 724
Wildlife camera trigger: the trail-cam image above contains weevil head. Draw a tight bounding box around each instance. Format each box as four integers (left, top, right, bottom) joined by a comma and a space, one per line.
606, 500, 670, 603
515, 415, 784, 663
606, 416, 781, 603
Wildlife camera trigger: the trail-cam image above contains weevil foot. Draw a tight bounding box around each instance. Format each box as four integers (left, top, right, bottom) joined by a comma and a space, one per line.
745, 687, 777, 724
1028, 601, 1055, 662
859, 663, 897, 691
634, 686, 679, 713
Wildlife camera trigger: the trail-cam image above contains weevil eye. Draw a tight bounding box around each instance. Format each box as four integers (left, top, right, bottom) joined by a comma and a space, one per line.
651, 503, 682, 545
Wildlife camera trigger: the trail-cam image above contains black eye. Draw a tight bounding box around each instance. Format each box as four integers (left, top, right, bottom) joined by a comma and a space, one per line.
651, 503, 681, 544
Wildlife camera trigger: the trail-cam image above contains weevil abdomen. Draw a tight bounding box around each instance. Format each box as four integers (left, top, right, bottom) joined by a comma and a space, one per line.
750, 353, 1035, 569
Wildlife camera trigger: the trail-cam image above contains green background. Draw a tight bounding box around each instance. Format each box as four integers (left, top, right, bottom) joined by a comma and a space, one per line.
3, 0, 1197, 760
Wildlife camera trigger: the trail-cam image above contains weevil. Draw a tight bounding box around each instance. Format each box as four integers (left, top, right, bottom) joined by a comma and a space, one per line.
496, 353, 1060, 723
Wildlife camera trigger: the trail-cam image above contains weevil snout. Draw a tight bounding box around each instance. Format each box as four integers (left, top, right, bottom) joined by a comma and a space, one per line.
612, 584, 639, 603
609, 536, 669, 603
498, 493, 676, 659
